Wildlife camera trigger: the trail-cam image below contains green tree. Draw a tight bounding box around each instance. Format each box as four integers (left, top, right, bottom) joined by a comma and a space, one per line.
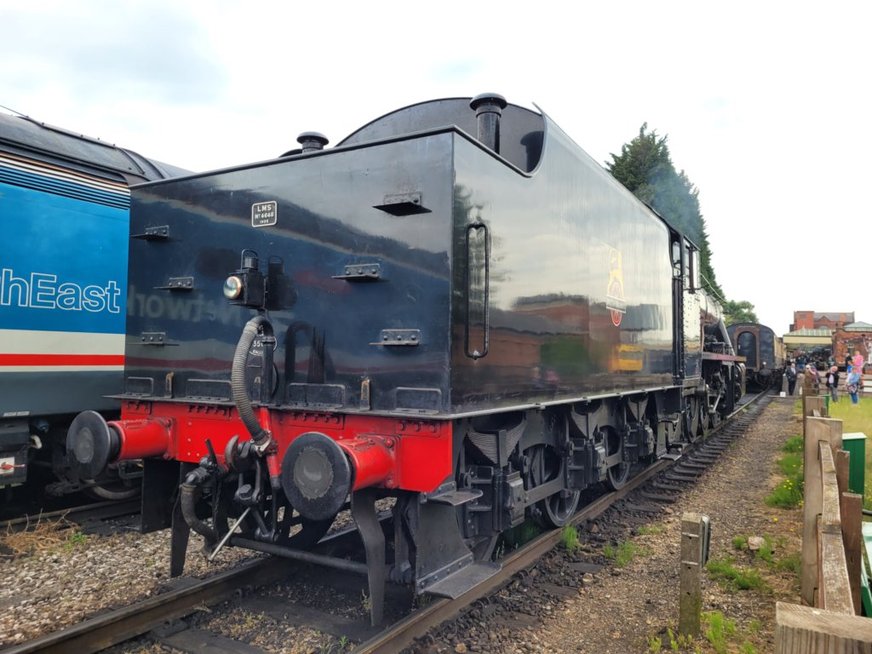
606, 124, 723, 300
721, 300, 758, 325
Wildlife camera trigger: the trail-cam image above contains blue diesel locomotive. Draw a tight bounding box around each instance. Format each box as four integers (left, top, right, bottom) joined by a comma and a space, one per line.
0, 111, 187, 503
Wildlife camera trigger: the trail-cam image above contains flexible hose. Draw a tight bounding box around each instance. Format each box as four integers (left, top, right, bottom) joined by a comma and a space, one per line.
180, 468, 218, 542
231, 314, 272, 446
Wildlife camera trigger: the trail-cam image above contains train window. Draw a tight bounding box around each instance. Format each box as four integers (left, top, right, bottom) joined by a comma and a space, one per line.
671, 240, 682, 278
684, 241, 700, 291
465, 223, 490, 359
684, 241, 694, 290
736, 332, 757, 368
759, 329, 775, 367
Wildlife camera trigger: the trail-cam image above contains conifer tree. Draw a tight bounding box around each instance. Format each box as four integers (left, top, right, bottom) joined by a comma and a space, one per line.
606, 124, 724, 301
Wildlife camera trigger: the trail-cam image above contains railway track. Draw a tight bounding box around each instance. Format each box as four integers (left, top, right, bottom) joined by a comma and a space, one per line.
2, 392, 772, 654
0, 499, 140, 535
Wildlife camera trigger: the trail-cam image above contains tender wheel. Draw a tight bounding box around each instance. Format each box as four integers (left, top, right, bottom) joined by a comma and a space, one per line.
541, 488, 580, 527
606, 460, 631, 490
83, 462, 142, 501
526, 444, 580, 528
605, 429, 631, 490
84, 478, 140, 501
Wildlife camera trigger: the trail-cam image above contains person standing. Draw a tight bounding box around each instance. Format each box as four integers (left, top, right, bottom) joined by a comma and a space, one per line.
853, 349, 865, 375
786, 362, 797, 396
847, 350, 864, 404
826, 365, 840, 403
803, 364, 820, 396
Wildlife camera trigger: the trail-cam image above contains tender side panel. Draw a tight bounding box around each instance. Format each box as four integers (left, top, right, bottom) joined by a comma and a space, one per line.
449, 123, 676, 413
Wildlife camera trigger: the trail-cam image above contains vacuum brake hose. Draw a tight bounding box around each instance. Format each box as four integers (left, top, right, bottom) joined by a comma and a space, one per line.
231, 314, 273, 446
180, 467, 218, 542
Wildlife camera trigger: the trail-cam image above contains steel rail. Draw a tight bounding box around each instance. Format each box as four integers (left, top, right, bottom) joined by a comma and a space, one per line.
0, 558, 295, 654
0, 499, 140, 534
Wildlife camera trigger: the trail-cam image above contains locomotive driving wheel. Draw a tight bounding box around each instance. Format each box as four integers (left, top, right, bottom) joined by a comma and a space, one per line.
525, 444, 580, 527
708, 404, 722, 431
685, 396, 703, 439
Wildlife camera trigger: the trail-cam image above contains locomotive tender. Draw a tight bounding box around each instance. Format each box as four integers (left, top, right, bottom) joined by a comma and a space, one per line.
0, 112, 187, 502
67, 94, 743, 623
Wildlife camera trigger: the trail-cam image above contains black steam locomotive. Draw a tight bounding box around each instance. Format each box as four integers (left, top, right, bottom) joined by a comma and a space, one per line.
67, 94, 743, 623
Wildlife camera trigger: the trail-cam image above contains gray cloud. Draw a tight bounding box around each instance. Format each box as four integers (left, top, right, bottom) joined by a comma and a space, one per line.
0, 2, 227, 104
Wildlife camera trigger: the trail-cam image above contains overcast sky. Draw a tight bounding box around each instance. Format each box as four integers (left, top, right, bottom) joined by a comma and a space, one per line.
2, 0, 869, 335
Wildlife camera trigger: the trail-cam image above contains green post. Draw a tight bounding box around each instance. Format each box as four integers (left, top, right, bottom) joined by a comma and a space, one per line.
823, 394, 830, 415
842, 432, 867, 496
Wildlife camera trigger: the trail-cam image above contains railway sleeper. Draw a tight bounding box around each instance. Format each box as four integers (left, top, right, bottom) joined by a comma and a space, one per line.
663, 471, 699, 483
675, 460, 709, 471
639, 491, 677, 503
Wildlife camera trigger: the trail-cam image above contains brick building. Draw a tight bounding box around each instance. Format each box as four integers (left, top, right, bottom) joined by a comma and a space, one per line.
790, 311, 854, 331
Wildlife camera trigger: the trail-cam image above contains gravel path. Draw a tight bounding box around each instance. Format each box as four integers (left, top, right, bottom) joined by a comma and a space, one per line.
0, 512, 262, 647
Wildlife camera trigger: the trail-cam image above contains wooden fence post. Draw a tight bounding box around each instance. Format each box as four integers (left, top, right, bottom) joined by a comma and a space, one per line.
818, 443, 854, 614
841, 492, 863, 614
802, 416, 843, 605
803, 396, 827, 442
679, 513, 706, 637
835, 450, 850, 495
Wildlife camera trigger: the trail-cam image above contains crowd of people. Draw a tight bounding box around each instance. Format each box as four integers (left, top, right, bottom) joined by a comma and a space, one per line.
784, 350, 865, 405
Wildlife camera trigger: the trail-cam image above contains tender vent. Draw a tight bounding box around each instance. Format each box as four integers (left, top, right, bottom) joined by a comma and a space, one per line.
131, 225, 170, 240
373, 192, 431, 216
